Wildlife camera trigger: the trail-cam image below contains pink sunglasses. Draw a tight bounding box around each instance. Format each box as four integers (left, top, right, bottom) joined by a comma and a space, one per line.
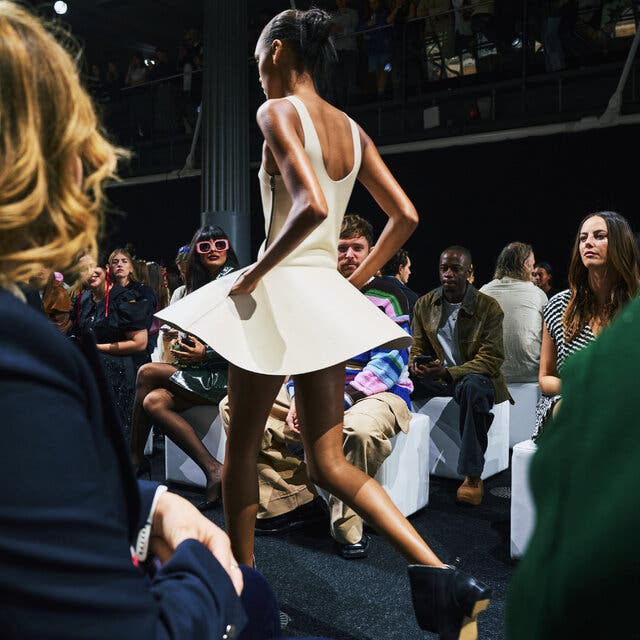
196, 239, 229, 254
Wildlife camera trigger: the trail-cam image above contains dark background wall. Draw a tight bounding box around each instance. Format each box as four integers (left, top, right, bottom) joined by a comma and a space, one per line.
105, 123, 639, 294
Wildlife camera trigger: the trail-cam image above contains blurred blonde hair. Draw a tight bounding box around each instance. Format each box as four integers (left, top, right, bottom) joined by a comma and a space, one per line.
0, 1, 126, 286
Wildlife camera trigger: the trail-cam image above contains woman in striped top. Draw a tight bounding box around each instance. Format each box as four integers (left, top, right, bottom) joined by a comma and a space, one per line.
534, 211, 639, 440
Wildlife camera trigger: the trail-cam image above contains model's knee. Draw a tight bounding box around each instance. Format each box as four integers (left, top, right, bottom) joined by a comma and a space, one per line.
306, 456, 345, 491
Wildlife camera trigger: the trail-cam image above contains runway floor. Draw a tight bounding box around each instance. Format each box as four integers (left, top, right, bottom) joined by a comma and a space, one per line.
150, 439, 514, 640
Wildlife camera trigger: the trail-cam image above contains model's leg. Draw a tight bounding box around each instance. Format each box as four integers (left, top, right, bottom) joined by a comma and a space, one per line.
294, 363, 444, 567
329, 394, 407, 546
130, 362, 178, 467
223, 364, 285, 565
143, 385, 222, 502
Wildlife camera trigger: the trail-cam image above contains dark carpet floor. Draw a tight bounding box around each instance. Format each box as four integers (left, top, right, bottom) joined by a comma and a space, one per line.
149, 438, 515, 640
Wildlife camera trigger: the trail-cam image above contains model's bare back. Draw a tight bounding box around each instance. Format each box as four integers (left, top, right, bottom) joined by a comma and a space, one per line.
262, 95, 358, 182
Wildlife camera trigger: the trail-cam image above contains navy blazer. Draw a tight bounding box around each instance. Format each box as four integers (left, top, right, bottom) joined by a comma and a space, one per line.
0, 288, 246, 639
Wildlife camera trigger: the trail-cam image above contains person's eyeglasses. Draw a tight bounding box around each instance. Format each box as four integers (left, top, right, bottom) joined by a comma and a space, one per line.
196, 239, 229, 254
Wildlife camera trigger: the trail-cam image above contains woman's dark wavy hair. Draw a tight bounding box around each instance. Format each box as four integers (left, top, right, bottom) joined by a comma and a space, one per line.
564, 211, 640, 341
184, 225, 239, 294
260, 7, 336, 80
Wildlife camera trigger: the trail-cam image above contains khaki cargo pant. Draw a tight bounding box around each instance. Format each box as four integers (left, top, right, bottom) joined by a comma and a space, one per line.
219, 387, 411, 544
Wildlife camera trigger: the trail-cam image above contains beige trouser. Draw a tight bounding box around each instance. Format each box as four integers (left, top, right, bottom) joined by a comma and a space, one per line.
219, 387, 411, 544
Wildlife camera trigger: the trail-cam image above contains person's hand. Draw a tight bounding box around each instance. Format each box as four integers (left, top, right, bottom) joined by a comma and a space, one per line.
411, 358, 447, 380
284, 398, 301, 436
170, 335, 206, 364
162, 327, 179, 342
150, 491, 243, 596
229, 265, 261, 296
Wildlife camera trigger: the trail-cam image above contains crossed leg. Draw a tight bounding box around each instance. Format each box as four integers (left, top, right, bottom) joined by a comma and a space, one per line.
130, 362, 223, 502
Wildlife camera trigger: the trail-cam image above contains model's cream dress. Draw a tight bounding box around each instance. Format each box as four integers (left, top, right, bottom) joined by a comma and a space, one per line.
156, 96, 411, 375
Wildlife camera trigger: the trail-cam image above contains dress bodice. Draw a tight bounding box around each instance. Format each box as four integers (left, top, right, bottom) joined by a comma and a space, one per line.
257, 95, 362, 270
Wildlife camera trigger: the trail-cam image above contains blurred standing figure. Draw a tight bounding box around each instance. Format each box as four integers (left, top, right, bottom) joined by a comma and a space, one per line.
361, 0, 391, 98
480, 242, 548, 383
331, 0, 359, 105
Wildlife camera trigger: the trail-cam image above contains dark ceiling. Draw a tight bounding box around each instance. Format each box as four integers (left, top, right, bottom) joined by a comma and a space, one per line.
27, 0, 318, 63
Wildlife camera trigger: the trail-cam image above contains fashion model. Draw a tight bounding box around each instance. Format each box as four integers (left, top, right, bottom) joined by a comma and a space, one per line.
158, 8, 491, 639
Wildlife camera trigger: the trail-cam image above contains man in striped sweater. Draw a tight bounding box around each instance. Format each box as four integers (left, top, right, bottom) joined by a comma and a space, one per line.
220, 215, 413, 559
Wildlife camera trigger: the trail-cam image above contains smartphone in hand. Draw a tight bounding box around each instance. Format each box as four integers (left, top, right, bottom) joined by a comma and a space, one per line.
414, 354, 435, 366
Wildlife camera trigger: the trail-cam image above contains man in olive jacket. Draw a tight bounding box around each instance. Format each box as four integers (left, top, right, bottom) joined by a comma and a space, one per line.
410, 246, 509, 505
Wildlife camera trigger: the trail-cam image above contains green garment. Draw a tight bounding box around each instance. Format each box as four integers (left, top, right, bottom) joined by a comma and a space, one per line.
411, 284, 510, 404
506, 295, 640, 639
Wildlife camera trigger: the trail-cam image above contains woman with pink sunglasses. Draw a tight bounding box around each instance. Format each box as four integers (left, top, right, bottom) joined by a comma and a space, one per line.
129, 225, 239, 510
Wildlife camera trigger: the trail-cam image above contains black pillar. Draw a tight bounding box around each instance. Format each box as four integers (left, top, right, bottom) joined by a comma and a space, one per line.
201, 0, 251, 266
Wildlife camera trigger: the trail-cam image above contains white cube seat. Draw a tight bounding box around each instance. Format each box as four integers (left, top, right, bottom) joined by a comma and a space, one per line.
316, 412, 430, 517
164, 406, 226, 487
507, 383, 540, 447
510, 438, 537, 558
144, 431, 153, 456
413, 396, 510, 480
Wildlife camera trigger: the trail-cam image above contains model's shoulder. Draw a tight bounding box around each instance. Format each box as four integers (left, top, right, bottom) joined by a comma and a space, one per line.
256, 98, 297, 123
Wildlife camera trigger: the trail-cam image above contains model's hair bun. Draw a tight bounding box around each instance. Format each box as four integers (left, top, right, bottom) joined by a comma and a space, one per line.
299, 8, 335, 76
261, 7, 336, 79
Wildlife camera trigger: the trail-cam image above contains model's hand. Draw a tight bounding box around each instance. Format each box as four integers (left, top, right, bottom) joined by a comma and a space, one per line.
284, 398, 301, 436
229, 265, 260, 296
170, 336, 206, 364
150, 491, 243, 596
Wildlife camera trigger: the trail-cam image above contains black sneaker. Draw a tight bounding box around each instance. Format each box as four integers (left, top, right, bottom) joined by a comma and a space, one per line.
254, 497, 327, 536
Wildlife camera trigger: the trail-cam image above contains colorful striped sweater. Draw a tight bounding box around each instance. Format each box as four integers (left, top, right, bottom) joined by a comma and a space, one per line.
287, 276, 413, 409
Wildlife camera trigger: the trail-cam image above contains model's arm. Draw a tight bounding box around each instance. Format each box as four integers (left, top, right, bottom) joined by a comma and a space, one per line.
349, 127, 418, 289
539, 323, 561, 395
231, 99, 328, 294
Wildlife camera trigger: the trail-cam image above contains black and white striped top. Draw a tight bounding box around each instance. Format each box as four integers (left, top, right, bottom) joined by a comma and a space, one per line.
544, 289, 595, 372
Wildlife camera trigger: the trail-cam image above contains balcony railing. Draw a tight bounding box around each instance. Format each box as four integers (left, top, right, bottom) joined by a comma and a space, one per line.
91, 0, 639, 176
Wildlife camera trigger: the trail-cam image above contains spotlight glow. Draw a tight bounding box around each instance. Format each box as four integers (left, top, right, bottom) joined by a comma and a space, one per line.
53, 1, 68, 15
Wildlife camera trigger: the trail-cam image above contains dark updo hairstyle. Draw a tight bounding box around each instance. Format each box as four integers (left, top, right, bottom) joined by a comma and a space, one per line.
260, 8, 336, 80
184, 224, 239, 294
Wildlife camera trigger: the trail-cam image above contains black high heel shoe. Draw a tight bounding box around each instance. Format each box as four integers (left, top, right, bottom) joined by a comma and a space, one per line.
134, 457, 152, 480
408, 565, 491, 640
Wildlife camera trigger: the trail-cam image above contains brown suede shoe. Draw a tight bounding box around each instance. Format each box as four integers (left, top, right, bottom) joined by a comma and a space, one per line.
456, 477, 484, 506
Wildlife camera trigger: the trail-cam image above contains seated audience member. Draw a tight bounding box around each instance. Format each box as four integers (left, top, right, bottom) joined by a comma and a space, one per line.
109, 248, 157, 366
72, 256, 151, 442
534, 211, 639, 441
220, 214, 413, 559
410, 246, 509, 506
0, 4, 282, 638
172, 244, 190, 301
507, 294, 640, 640
129, 225, 239, 510
480, 242, 547, 383
532, 260, 557, 298
29, 265, 73, 333
381, 248, 420, 316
